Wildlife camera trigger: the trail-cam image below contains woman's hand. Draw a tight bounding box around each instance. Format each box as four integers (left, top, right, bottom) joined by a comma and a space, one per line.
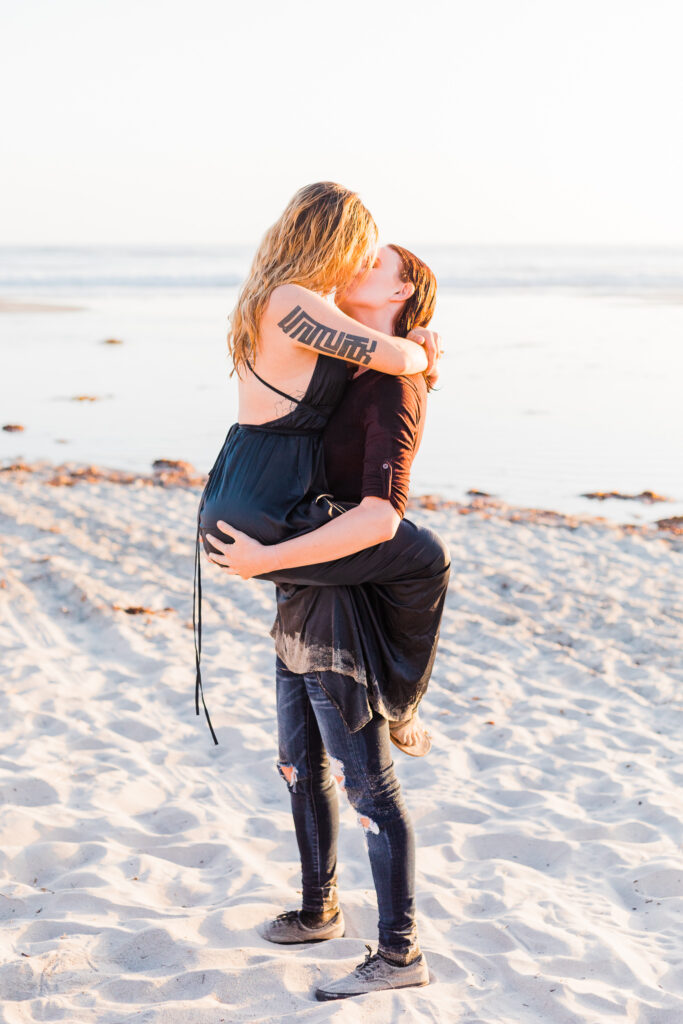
207, 499, 398, 578
407, 327, 443, 387
205, 521, 276, 580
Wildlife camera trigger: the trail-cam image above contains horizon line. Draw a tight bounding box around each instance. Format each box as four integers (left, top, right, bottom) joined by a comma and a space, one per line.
2, 240, 683, 250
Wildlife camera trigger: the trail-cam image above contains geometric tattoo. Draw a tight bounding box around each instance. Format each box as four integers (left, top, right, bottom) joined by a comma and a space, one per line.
277, 305, 378, 366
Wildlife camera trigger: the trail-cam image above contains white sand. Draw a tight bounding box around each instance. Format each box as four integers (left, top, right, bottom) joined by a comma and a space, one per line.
0, 462, 682, 1023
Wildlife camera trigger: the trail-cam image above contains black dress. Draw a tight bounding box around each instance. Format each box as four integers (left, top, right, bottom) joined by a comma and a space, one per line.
194, 353, 450, 743
195, 353, 350, 740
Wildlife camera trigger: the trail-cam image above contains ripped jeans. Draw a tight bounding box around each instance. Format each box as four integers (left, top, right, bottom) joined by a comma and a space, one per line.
275, 655, 419, 961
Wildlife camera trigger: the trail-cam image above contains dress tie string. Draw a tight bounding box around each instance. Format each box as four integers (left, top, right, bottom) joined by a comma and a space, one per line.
193, 506, 219, 745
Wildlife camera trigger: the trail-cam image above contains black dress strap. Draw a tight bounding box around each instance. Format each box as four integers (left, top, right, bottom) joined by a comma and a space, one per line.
245, 359, 309, 405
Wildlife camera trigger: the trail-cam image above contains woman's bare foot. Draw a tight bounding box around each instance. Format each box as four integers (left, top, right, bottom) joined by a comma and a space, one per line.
388, 713, 432, 757
389, 717, 421, 746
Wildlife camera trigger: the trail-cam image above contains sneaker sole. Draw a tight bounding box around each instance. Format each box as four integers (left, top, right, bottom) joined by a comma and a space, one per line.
264, 927, 346, 945
315, 977, 429, 1000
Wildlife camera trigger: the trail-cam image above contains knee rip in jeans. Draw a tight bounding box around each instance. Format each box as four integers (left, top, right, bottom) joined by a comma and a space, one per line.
357, 813, 380, 835
277, 761, 299, 792
328, 755, 346, 792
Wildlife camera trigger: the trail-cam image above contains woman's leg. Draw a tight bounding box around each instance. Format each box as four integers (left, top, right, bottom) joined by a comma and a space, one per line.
301, 671, 420, 964
275, 655, 340, 917
259, 515, 449, 590
267, 518, 451, 724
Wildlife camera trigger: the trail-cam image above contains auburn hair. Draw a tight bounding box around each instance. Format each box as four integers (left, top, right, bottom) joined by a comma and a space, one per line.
227, 182, 377, 377
387, 243, 438, 391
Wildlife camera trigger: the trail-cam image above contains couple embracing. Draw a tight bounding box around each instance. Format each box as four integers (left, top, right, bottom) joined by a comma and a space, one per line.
195, 181, 450, 1000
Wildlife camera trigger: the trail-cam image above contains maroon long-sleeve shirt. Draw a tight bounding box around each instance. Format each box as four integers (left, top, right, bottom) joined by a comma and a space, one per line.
271, 364, 443, 733
322, 368, 428, 518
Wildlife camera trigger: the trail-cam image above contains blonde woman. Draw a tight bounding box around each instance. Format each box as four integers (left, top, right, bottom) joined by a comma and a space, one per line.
195, 182, 441, 736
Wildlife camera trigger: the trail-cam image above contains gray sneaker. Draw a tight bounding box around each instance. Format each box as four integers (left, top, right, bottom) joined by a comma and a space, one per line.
315, 943, 430, 1000
261, 908, 345, 944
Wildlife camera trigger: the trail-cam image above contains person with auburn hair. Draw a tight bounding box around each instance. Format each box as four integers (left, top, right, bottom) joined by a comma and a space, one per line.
204, 243, 447, 999
274, 242, 441, 754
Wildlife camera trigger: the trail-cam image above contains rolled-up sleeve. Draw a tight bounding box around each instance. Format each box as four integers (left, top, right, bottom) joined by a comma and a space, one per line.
361, 376, 423, 519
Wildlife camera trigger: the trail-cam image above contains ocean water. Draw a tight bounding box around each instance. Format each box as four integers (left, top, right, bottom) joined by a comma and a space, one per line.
1, 245, 682, 525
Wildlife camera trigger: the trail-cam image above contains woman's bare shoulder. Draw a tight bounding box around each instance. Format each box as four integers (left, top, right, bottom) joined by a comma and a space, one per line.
263, 283, 315, 321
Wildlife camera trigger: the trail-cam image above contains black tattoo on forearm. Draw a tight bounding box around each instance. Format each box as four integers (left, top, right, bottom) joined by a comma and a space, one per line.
277, 305, 378, 366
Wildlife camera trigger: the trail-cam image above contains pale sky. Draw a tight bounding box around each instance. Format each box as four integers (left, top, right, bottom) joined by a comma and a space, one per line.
2, 0, 682, 245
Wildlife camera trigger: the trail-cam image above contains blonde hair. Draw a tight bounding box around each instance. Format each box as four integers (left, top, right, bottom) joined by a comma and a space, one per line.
227, 182, 377, 377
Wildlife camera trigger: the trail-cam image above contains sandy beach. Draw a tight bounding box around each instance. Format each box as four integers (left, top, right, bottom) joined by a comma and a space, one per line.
5, 0, 683, 1012
0, 459, 681, 1022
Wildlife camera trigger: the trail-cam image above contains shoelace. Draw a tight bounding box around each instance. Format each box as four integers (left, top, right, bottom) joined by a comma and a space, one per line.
356, 944, 380, 973
357, 944, 420, 973
275, 910, 301, 923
